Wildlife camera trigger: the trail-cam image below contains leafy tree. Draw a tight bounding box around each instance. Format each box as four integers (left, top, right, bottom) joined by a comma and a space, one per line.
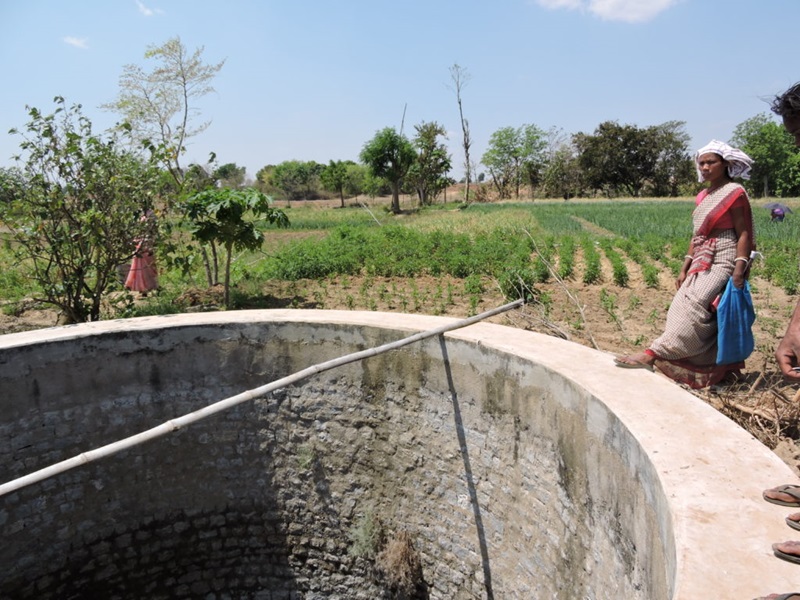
648, 121, 694, 197
344, 162, 368, 199
5, 98, 163, 323
731, 113, 800, 197
321, 160, 353, 207
183, 162, 217, 193
0, 166, 26, 206
407, 121, 452, 206
574, 121, 657, 197
517, 124, 548, 198
185, 188, 289, 307
254, 164, 277, 195
360, 127, 415, 213
102, 36, 225, 189
482, 125, 546, 199
213, 162, 246, 188
482, 127, 519, 199
541, 143, 582, 199
272, 160, 325, 204
362, 171, 390, 199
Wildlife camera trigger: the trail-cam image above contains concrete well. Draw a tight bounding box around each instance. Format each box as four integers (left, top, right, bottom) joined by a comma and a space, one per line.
0, 309, 798, 599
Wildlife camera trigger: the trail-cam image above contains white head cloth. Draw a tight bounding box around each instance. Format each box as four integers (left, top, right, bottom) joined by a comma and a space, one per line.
695, 139, 753, 181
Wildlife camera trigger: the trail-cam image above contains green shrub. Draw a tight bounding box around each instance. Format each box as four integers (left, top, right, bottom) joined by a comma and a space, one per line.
498, 267, 537, 301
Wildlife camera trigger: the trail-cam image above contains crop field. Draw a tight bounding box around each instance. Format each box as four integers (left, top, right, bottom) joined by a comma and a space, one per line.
3, 196, 800, 450
253, 198, 800, 296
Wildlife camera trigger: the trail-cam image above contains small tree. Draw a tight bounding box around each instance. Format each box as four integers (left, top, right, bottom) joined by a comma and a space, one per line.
407, 121, 452, 206
321, 160, 352, 207
5, 98, 164, 323
185, 188, 289, 307
102, 36, 225, 190
360, 127, 415, 214
648, 121, 693, 197
482, 127, 521, 199
213, 162, 246, 188
542, 143, 582, 200
449, 64, 473, 204
518, 124, 548, 198
271, 160, 324, 205
344, 162, 368, 199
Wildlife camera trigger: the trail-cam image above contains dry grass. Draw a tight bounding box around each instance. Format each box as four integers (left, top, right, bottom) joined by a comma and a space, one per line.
376, 530, 425, 597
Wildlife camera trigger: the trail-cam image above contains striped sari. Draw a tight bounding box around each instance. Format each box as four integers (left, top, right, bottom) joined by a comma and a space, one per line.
647, 182, 754, 388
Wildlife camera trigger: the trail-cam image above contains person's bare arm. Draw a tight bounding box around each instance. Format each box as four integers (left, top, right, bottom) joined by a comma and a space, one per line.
730, 206, 751, 289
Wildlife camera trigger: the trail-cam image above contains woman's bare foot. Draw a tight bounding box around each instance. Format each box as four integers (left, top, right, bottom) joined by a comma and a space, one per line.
763, 485, 800, 507
613, 353, 655, 370
772, 540, 800, 565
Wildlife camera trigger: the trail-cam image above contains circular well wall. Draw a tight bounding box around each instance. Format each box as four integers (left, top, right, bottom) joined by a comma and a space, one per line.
0, 309, 798, 599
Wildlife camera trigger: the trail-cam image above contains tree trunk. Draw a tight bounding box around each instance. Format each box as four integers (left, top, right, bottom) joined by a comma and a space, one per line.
224, 243, 233, 308
391, 182, 401, 213
201, 246, 213, 287
210, 243, 220, 285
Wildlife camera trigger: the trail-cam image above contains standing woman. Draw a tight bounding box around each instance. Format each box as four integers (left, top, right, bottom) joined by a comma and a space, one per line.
615, 140, 755, 388
125, 208, 159, 296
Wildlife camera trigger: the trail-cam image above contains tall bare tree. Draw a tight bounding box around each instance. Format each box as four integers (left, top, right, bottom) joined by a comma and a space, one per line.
102, 36, 225, 189
449, 64, 473, 204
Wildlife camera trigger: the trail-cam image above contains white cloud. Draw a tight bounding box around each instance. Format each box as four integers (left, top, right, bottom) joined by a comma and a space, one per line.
136, 0, 163, 17
589, 0, 681, 23
62, 36, 88, 49
535, 0, 682, 23
536, 0, 584, 8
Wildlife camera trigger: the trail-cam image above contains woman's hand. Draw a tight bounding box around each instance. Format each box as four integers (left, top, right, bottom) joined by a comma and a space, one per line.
732, 271, 745, 289
776, 303, 800, 380
675, 271, 687, 290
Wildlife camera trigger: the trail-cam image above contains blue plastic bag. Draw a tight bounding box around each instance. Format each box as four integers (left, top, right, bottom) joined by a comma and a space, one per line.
716, 278, 756, 364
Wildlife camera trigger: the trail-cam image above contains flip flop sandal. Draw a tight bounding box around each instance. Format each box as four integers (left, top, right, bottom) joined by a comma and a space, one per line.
787, 515, 800, 532
773, 543, 800, 565
613, 357, 654, 371
764, 484, 800, 507
753, 593, 800, 600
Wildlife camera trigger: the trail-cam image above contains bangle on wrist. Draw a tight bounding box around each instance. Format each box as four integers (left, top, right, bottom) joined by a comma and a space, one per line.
684, 255, 693, 260
734, 257, 749, 263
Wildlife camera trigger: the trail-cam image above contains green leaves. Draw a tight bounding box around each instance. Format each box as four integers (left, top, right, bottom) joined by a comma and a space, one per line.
184, 187, 289, 306
359, 127, 415, 213
732, 114, 800, 197
7, 99, 163, 322
482, 124, 547, 199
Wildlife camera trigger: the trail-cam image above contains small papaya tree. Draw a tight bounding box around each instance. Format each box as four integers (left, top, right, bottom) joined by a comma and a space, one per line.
185, 188, 289, 307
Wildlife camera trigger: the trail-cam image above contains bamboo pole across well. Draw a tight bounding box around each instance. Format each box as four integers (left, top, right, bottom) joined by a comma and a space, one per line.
0, 300, 523, 498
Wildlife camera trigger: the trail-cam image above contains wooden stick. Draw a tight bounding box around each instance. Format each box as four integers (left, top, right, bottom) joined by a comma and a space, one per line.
0, 300, 524, 497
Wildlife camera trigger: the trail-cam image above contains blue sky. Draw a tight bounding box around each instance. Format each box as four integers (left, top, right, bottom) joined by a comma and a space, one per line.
1, 0, 798, 181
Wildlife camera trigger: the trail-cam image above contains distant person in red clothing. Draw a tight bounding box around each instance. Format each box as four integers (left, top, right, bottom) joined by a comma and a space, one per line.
124, 209, 158, 296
